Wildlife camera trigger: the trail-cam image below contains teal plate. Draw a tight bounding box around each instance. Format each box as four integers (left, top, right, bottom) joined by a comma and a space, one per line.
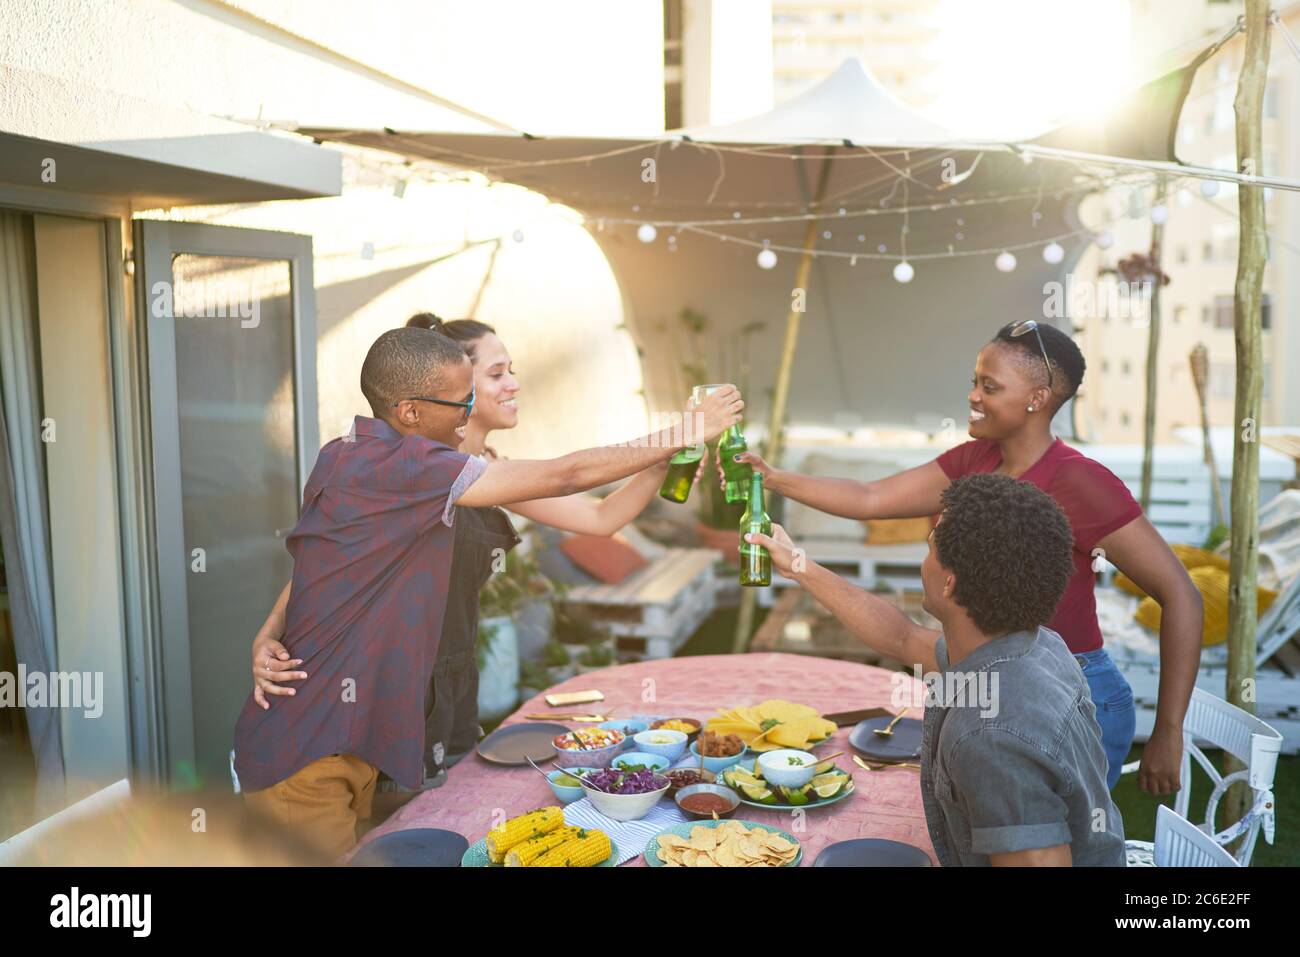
461, 835, 619, 867
721, 766, 856, 812
643, 819, 803, 867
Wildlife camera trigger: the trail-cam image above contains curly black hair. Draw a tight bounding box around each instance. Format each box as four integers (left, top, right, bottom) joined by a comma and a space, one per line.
992, 321, 1086, 408
932, 473, 1075, 636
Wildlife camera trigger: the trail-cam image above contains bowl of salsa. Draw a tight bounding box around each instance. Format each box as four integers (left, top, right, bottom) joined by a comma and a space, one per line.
675, 782, 740, 819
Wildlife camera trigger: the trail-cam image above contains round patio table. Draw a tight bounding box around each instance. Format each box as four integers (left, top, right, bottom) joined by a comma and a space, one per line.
345, 652, 936, 866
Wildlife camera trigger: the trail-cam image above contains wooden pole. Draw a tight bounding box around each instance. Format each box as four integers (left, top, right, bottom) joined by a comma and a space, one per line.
1189, 344, 1228, 529
762, 154, 835, 467
732, 151, 834, 655
1225, 0, 1270, 831
1139, 180, 1167, 511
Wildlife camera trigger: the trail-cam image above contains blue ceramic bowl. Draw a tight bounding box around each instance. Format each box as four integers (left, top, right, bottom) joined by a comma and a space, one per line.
598, 719, 649, 750
551, 731, 626, 769
688, 739, 748, 774
547, 767, 598, 804
611, 751, 671, 774
632, 728, 688, 762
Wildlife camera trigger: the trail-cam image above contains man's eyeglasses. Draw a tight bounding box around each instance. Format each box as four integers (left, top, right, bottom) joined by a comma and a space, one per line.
392, 385, 476, 419
1008, 320, 1054, 390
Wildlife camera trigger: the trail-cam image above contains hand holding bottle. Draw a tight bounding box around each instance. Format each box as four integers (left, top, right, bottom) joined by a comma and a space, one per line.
694, 385, 743, 444
743, 522, 798, 580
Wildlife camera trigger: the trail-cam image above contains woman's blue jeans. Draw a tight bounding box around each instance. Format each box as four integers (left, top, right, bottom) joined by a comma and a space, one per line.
1074, 648, 1137, 790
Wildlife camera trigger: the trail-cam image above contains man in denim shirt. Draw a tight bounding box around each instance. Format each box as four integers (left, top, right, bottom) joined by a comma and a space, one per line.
747, 473, 1125, 866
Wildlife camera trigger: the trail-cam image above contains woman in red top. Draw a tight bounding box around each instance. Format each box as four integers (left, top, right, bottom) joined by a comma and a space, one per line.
736, 321, 1203, 795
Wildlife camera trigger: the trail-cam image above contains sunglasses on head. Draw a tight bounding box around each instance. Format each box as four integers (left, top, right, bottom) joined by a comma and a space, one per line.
1008, 320, 1054, 391
392, 384, 476, 420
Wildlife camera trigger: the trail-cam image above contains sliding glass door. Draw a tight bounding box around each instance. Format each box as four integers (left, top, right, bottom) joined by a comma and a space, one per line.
138, 221, 318, 788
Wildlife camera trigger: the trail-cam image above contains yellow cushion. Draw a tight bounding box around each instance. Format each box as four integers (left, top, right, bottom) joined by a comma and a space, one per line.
1115, 543, 1232, 599
864, 516, 933, 545
1134, 565, 1278, 646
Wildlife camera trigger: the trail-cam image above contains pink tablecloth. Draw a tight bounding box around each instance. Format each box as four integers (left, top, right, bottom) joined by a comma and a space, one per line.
347, 652, 936, 866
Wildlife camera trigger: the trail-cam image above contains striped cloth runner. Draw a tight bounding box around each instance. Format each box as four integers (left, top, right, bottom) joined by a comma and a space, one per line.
563, 799, 689, 866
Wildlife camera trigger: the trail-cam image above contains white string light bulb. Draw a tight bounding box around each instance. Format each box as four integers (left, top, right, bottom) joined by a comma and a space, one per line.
995, 251, 1017, 272
1095, 230, 1114, 249
1200, 179, 1221, 198
1149, 203, 1169, 225
637, 224, 658, 243
1042, 242, 1065, 264
757, 248, 777, 269
893, 261, 914, 283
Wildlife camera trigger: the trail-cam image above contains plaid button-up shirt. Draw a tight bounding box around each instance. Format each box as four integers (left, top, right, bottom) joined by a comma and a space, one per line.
234, 416, 486, 791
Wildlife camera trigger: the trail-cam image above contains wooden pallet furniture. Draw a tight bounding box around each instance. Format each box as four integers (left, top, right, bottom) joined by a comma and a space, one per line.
558, 546, 719, 660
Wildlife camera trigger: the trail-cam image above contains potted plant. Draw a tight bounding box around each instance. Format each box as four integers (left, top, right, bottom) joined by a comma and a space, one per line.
519, 659, 552, 702
575, 637, 616, 674
476, 549, 546, 722
542, 640, 576, 684
511, 545, 559, 665
554, 604, 606, 655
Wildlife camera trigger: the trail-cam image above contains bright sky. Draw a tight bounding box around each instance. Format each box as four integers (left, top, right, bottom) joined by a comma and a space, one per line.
924, 0, 1133, 139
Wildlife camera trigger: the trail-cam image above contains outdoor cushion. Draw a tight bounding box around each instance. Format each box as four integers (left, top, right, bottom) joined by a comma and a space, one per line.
530, 524, 598, 588
1135, 566, 1278, 646
865, 516, 933, 544
560, 534, 650, 585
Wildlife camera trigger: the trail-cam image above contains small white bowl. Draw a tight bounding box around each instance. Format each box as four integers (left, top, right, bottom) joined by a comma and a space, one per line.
632, 729, 688, 762
758, 748, 817, 788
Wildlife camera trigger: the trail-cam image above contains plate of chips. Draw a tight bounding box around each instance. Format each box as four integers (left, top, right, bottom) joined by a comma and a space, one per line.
644, 819, 802, 867
705, 700, 838, 753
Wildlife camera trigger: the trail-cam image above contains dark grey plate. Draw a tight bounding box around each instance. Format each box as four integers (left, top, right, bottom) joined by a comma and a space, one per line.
476, 721, 569, 765
848, 716, 923, 762
814, 838, 931, 867
350, 828, 469, 867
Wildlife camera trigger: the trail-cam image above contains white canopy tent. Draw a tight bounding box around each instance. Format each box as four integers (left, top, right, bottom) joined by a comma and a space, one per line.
301, 59, 1168, 438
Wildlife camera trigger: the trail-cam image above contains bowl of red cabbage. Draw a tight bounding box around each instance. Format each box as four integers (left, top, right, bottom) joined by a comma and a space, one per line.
579, 767, 671, 821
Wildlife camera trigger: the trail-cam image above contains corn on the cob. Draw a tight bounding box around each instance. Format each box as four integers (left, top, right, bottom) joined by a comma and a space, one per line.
504, 825, 582, 867
530, 828, 612, 868
485, 807, 564, 863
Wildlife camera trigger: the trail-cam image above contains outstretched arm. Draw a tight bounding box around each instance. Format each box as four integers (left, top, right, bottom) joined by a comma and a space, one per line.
746, 523, 940, 674
726, 452, 949, 521
505, 459, 673, 536
458, 388, 741, 508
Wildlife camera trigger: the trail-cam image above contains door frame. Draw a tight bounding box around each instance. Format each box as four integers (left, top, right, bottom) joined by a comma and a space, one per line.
135, 219, 318, 784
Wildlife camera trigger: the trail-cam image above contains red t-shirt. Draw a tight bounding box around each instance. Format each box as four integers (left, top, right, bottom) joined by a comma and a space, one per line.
934, 438, 1143, 654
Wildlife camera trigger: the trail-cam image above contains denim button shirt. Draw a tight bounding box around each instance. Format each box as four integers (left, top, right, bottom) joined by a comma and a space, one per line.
919, 626, 1126, 866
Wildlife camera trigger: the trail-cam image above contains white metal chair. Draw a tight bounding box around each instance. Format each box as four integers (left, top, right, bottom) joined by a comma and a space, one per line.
1122, 687, 1281, 866
1151, 805, 1241, 867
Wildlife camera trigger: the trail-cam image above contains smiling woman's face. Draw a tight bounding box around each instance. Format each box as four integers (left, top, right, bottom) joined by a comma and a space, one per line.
966, 342, 1050, 441
467, 332, 519, 430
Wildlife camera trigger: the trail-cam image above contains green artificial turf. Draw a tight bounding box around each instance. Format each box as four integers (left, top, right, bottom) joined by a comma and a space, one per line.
1111, 742, 1297, 866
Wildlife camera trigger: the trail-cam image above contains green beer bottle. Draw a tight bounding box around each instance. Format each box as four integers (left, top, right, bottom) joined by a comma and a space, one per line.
718, 424, 752, 503
659, 444, 704, 503
739, 472, 771, 587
